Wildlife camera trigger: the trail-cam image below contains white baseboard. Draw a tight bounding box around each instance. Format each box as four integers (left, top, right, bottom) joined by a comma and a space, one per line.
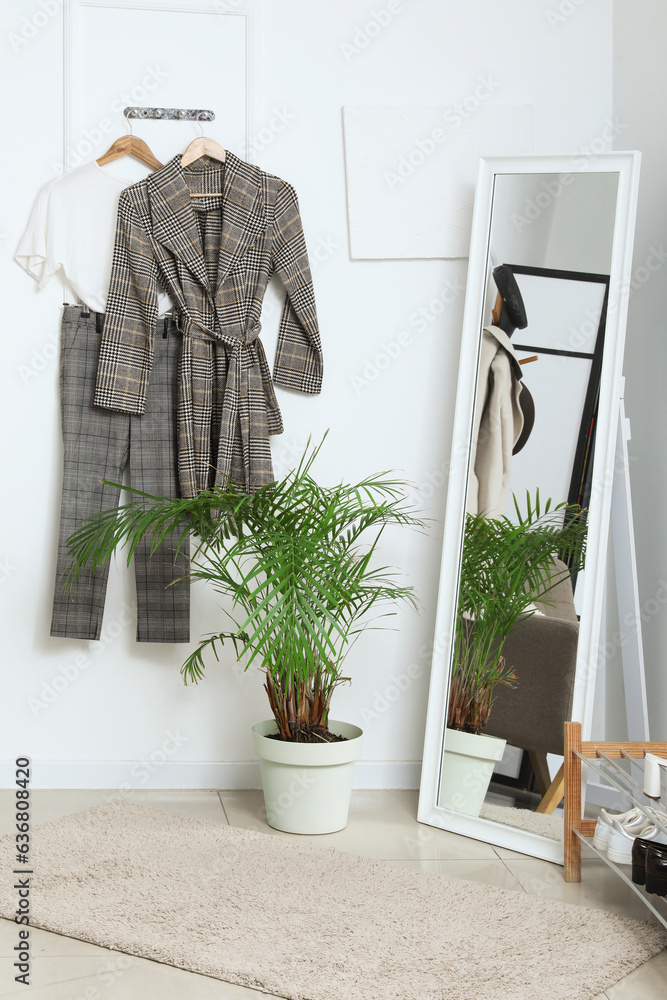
0, 760, 423, 790
355, 761, 422, 789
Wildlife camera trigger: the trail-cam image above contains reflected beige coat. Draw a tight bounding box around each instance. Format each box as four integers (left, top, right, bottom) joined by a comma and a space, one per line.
467, 325, 524, 518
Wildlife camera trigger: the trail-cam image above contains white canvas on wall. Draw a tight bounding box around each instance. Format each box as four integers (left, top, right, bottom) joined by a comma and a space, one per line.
343, 104, 534, 259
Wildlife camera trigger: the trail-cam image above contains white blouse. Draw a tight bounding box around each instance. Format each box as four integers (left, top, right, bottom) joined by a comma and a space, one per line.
16, 159, 173, 316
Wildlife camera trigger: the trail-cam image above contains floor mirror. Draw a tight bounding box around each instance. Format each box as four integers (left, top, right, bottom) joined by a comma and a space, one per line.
418, 153, 641, 863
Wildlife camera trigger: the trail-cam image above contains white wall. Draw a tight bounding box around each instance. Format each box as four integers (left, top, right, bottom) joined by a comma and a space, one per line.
489, 172, 618, 276
614, 0, 667, 740
0, 0, 614, 788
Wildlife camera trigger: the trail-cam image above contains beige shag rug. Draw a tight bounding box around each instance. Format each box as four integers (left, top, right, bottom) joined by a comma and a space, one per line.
0, 801, 664, 1000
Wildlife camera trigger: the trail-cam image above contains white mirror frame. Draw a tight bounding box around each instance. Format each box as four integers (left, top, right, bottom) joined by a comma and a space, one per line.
418, 152, 641, 864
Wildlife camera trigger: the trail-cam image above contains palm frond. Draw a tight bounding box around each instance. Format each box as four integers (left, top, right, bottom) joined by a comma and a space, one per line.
64, 435, 428, 737
452, 489, 588, 734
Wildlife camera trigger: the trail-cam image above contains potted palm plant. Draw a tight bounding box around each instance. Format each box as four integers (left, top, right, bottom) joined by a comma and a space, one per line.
440, 492, 588, 817
66, 438, 425, 834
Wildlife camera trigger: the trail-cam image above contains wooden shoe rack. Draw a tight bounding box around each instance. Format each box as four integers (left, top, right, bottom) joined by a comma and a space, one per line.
564, 721, 667, 928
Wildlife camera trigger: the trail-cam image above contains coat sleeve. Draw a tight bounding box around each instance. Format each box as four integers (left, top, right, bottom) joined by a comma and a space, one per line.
94, 193, 159, 414
270, 181, 323, 394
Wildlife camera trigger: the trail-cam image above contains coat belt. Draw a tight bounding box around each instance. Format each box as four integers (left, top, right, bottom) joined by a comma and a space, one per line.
177, 317, 266, 496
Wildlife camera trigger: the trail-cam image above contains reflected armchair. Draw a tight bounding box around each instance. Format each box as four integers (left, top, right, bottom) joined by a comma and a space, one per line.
484, 558, 579, 813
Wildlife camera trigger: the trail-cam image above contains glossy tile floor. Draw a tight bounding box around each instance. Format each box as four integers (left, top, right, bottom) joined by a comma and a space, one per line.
0, 789, 665, 998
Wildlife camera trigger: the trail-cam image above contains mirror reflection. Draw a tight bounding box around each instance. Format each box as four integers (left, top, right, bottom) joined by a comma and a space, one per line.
438, 171, 620, 842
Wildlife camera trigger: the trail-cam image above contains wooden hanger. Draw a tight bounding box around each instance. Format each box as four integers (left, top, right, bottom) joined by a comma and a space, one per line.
181, 134, 226, 197
96, 133, 162, 170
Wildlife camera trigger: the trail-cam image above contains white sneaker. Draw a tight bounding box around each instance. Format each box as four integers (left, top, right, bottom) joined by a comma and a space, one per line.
592, 807, 644, 851
607, 817, 655, 864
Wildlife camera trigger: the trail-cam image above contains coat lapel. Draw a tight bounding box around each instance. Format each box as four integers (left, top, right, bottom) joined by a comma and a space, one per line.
146, 152, 266, 299
146, 155, 210, 292
215, 151, 266, 292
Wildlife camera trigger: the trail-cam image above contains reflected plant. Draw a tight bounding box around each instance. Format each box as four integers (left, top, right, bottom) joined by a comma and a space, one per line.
65, 435, 427, 742
448, 491, 588, 736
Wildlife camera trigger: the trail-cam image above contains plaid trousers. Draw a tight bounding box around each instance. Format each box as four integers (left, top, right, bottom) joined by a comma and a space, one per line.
51, 305, 190, 643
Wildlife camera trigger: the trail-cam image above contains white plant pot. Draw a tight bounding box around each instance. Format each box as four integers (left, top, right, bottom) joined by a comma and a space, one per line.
438, 727, 507, 818
251, 720, 364, 835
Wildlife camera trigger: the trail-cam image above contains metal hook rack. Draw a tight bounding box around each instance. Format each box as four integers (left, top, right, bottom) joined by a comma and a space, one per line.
123, 107, 215, 122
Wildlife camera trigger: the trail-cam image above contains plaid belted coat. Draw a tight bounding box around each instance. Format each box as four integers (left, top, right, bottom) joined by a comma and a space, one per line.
94, 152, 322, 497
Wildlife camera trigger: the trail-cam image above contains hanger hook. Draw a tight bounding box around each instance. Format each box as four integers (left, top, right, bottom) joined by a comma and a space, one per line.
125, 110, 134, 138
196, 117, 204, 139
